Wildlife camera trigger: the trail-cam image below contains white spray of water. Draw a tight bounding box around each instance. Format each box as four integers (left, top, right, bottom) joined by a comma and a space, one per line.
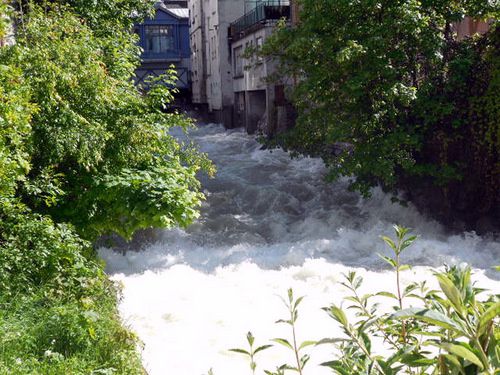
99, 124, 500, 375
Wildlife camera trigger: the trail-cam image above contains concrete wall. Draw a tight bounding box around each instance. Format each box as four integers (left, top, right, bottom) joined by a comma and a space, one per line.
217, 0, 245, 110
189, 0, 207, 103
231, 26, 275, 93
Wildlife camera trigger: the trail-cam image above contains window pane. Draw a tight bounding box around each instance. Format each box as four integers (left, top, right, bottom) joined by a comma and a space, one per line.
234, 46, 243, 76
145, 25, 174, 53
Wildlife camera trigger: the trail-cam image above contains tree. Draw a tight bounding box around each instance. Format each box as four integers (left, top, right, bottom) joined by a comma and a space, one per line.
262, 0, 499, 215
2, 3, 213, 240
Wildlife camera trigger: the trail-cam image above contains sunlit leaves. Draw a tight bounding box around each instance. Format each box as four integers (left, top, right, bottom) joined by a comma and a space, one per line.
2, 5, 213, 240
232, 228, 499, 374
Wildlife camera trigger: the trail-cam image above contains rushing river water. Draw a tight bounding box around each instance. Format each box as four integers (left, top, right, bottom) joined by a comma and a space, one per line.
100, 124, 500, 375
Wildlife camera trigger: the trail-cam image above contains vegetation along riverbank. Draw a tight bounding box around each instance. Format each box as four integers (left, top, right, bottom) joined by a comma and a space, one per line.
259, 1, 499, 232
0, 1, 212, 372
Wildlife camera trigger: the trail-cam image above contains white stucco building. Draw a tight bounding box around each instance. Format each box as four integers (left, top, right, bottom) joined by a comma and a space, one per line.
188, 0, 246, 126
229, 1, 291, 134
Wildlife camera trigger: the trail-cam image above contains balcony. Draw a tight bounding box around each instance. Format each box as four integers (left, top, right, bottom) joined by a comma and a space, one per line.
229, 1, 290, 42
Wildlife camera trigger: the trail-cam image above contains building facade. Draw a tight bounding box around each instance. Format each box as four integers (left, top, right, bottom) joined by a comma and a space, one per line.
229, 1, 291, 134
188, 0, 246, 126
135, 1, 191, 95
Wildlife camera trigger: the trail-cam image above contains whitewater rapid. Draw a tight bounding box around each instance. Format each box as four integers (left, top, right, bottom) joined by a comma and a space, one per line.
99, 124, 499, 375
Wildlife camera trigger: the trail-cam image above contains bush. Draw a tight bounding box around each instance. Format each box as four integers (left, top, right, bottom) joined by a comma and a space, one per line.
0, 203, 143, 374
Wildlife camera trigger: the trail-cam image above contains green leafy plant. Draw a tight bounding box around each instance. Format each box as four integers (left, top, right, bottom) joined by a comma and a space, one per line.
0, 0, 213, 373
3, 4, 214, 241
232, 227, 499, 374
272, 288, 315, 375
230, 332, 272, 375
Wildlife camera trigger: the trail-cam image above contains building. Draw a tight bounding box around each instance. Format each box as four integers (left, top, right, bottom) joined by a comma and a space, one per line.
229, 1, 291, 134
453, 17, 490, 40
135, 1, 191, 96
188, 0, 246, 126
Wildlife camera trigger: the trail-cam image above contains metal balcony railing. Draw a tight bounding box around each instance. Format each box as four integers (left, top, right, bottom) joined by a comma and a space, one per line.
229, 1, 290, 39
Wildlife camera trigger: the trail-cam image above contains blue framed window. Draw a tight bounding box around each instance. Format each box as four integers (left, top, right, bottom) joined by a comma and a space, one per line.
145, 25, 175, 53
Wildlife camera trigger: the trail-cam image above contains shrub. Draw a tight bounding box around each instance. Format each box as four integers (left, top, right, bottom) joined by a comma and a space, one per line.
232, 227, 500, 374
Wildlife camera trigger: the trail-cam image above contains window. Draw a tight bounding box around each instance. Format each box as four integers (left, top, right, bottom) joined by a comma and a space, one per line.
145, 25, 174, 53
233, 46, 243, 77
256, 36, 263, 62
211, 36, 216, 60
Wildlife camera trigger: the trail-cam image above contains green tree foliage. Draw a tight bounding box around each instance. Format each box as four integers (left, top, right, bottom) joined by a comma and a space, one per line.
0, 62, 33, 199
0, 1, 212, 372
262, 0, 499, 211
2, 4, 213, 240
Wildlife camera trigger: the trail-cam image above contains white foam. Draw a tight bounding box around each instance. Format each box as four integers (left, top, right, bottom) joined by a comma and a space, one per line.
100, 124, 500, 375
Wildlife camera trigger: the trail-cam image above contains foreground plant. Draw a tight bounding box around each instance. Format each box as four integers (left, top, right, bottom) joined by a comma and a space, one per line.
232, 226, 499, 374
230, 332, 272, 375
271, 289, 315, 375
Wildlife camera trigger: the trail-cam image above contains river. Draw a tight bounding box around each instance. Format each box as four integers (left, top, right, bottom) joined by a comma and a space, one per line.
99, 124, 499, 375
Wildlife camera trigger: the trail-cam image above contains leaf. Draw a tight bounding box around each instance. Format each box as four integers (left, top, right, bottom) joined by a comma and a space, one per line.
435, 273, 464, 315
315, 338, 349, 345
399, 353, 435, 367
275, 319, 292, 325
378, 253, 397, 267
376, 291, 398, 299
358, 316, 379, 332
381, 236, 397, 252
326, 305, 349, 326
294, 296, 304, 310
353, 274, 363, 289
390, 308, 465, 334
477, 301, 500, 337
246, 331, 254, 346
360, 331, 371, 353
439, 342, 484, 369
401, 235, 417, 251
376, 358, 394, 374
321, 361, 351, 375
272, 338, 293, 350
398, 264, 411, 272
441, 354, 464, 373
393, 225, 409, 240
300, 353, 310, 367
254, 344, 273, 354
299, 340, 316, 350
229, 348, 250, 355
